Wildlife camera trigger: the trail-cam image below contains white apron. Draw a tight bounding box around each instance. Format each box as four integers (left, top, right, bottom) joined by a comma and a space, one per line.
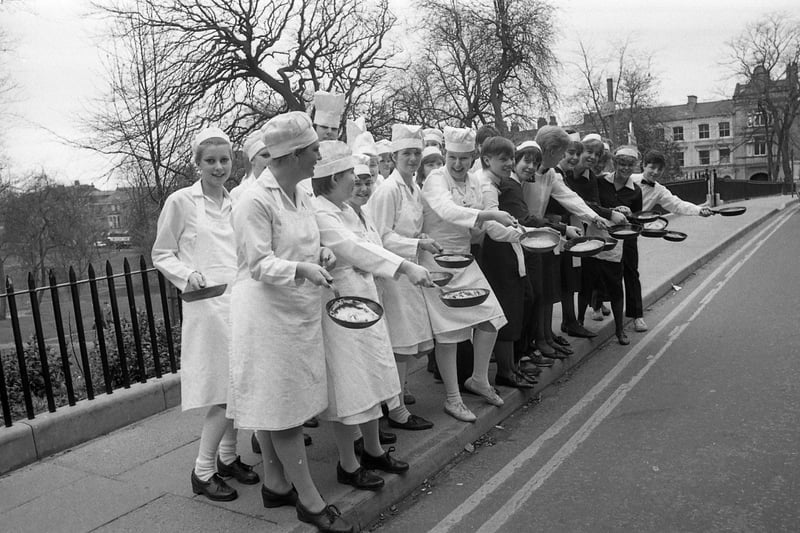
318, 207, 401, 424
420, 172, 506, 343
228, 186, 327, 431
180, 187, 237, 411
373, 177, 435, 356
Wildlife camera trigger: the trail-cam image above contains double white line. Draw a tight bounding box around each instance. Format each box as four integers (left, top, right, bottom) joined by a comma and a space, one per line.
431, 205, 798, 533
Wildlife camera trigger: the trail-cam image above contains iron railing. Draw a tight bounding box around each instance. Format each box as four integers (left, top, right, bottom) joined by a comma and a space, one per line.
0, 256, 180, 427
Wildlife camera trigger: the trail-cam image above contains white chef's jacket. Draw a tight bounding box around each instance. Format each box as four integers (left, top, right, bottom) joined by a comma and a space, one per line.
632, 173, 702, 215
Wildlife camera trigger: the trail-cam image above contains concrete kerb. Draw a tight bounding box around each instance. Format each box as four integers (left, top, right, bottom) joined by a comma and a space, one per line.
330, 198, 800, 531
0, 373, 181, 475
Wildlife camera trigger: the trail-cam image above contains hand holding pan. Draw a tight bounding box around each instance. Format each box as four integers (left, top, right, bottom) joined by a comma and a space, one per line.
711, 206, 747, 216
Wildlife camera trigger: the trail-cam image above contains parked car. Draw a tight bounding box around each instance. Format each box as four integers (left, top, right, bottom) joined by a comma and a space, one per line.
107, 232, 132, 249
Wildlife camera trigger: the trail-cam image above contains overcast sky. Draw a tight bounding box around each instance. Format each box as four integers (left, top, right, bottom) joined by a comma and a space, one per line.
1, 0, 798, 188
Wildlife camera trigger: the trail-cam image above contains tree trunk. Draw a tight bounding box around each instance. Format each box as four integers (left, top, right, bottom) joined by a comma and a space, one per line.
0, 258, 6, 320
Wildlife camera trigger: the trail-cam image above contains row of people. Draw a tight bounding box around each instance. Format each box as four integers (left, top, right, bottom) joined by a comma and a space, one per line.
154, 103, 710, 531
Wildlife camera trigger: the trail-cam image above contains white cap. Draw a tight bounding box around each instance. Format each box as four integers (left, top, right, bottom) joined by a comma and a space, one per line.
347, 118, 378, 157
191, 126, 230, 157
603, 142, 610, 151
375, 139, 393, 154
313, 141, 355, 179
516, 140, 541, 152
390, 124, 424, 152
421, 145, 444, 161
352, 153, 371, 176
614, 146, 639, 159
423, 127, 444, 145
581, 133, 602, 143
314, 91, 345, 129
260, 112, 318, 159
243, 131, 267, 161
567, 132, 581, 142
443, 126, 476, 153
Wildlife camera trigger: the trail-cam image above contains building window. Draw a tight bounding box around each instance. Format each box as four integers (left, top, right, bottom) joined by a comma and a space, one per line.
673, 152, 684, 168
698, 124, 709, 139
718, 122, 730, 137
754, 141, 767, 156
699, 150, 710, 165
108, 215, 121, 229
672, 126, 684, 141
719, 148, 730, 164
747, 112, 766, 127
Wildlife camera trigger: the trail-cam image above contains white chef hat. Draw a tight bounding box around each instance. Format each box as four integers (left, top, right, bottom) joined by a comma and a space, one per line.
375, 139, 393, 155
390, 124, 424, 152
444, 126, 476, 153
191, 126, 230, 158
423, 127, 444, 145
421, 145, 444, 161
603, 142, 610, 152
313, 140, 355, 179
260, 111, 318, 159
352, 154, 371, 177
516, 140, 541, 152
243, 131, 267, 161
567, 132, 581, 142
581, 133, 603, 143
313, 91, 345, 129
614, 145, 640, 159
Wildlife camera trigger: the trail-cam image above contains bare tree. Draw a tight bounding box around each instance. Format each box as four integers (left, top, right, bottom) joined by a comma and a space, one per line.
726, 11, 800, 185
1, 174, 102, 294
398, 0, 558, 132
95, 0, 398, 128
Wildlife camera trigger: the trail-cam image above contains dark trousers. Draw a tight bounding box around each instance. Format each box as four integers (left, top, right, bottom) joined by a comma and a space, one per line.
622, 240, 643, 318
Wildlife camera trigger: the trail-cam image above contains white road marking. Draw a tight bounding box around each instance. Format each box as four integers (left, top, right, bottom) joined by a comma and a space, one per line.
431, 206, 797, 533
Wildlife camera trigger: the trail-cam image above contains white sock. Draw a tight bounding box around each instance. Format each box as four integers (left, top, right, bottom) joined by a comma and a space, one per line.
194, 405, 229, 481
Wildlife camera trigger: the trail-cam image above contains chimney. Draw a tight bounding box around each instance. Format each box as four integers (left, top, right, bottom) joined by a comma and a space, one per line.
548, 115, 557, 126
687, 95, 697, 110
606, 78, 614, 102
537, 117, 547, 128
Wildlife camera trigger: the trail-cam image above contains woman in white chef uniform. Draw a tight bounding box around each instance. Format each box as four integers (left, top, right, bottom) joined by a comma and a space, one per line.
365, 124, 442, 431
420, 127, 518, 422
230, 130, 270, 200
228, 112, 352, 533
312, 141, 433, 490
153, 127, 259, 502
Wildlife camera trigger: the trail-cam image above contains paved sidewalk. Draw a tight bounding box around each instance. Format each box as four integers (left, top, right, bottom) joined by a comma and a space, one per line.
1, 195, 797, 533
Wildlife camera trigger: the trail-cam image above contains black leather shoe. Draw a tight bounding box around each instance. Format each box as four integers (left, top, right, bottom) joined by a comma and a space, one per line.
191, 470, 238, 501
518, 361, 542, 376
495, 373, 535, 389
387, 414, 434, 431
360, 447, 409, 474
296, 501, 354, 533
261, 484, 298, 508
303, 417, 319, 428
515, 369, 539, 385
617, 332, 630, 345
564, 323, 598, 338
379, 428, 397, 444
217, 455, 260, 485
336, 462, 385, 490
529, 353, 555, 367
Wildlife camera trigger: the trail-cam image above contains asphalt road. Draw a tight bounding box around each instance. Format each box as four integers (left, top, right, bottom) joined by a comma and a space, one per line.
371, 207, 800, 533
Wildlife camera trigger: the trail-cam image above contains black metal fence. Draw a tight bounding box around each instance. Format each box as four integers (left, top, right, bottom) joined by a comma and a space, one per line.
0, 256, 181, 428
663, 177, 789, 206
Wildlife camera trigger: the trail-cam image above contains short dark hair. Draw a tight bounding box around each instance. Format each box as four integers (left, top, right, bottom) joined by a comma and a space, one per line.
643, 150, 667, 169
480, 136, 515, 169
515, 145, 542, 166
476, 125, 501, 148
311, 169, 351, 196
